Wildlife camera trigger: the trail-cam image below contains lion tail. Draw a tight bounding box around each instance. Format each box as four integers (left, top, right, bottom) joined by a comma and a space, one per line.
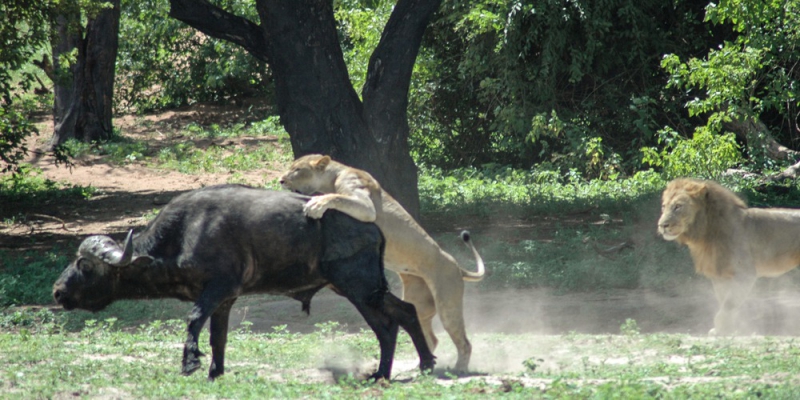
459, 230, 486, 282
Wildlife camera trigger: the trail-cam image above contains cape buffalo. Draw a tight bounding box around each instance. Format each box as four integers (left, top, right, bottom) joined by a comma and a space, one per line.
52, 185, 435, 381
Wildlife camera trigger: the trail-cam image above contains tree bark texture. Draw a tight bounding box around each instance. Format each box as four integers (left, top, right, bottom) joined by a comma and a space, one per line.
51, 0, 121, 148
169, 0, 441, 217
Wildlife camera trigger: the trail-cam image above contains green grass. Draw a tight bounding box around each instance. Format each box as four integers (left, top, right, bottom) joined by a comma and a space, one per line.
0, 249, 68, 307
0, 165, 96, 210
2, 314, 800, 398
7, 129, 800, 397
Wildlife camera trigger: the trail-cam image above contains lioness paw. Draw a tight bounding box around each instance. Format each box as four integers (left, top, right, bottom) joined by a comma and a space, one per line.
303, 198, 329, 219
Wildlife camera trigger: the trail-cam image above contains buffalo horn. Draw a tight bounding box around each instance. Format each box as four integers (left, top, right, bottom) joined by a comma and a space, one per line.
78, 230, 134, 267
107, 230, 134, 267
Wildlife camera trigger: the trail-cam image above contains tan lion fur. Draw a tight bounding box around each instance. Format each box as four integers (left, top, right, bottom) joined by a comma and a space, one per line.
658, 178, 800, 334
279, 154, 485, 371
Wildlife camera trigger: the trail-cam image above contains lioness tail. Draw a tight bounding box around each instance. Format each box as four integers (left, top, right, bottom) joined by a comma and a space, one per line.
460, 230, 486, 282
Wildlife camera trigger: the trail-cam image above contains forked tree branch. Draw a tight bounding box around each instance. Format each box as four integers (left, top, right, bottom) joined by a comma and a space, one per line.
168, 0, 269, 62
362, 0, 442, 135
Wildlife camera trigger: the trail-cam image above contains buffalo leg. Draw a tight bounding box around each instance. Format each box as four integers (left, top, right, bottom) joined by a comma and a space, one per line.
323, 250, 401, 380
208, 298, 237, 381
350, 301, 400, 380
383, 293, 436, 372
182, 285, 236, 376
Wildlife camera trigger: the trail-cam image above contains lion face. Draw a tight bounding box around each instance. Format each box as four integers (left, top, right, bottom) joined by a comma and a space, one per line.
657, 180, 706, 241
279, 154, 331, 195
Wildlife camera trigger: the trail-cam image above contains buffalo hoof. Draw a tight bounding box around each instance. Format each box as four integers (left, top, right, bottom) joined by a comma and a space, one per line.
181, 359, 202, 376
420, 358, 435, 373
368, 371, 390, 382
207, 363, 224, 381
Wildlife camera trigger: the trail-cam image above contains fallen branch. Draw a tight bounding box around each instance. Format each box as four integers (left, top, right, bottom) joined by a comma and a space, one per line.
724, 115, 800, 161
27, 213, 79, 232
588, 240, 634, 260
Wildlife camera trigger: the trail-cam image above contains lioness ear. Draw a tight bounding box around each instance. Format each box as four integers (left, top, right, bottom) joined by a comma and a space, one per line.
312, 155, 331, 170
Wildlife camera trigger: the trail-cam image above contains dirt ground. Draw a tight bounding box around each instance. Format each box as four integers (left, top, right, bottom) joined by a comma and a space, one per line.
5, 104, 800, 373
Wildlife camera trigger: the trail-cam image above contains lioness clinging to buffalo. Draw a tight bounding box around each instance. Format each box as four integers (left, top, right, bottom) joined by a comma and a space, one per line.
658, 178, 800, 335
279, 154, 485, 372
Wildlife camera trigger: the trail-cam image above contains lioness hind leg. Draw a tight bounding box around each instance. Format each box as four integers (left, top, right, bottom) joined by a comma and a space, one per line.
428, 272, 471, 372
400, 274, 438, 351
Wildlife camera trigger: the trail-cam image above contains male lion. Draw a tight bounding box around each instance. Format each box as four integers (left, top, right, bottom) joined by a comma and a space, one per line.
658, 178, 800, 334
279, 154, 485, 371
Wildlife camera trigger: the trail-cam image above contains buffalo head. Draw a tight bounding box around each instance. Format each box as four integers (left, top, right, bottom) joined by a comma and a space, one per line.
53, 231, 140, 312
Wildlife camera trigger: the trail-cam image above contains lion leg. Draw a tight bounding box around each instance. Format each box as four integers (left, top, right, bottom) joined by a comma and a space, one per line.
426, 266, 472, 372
399, 274, 438, 352
710, 275, 756, 335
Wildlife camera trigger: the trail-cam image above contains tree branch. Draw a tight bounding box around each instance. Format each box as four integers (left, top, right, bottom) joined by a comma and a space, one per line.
362, 0, 442, 134
723, 115, 800, 161
168, 0, 269, 63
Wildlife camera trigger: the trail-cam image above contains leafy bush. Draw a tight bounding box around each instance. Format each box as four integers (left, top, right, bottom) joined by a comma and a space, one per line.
661, 0, 800, 170
418, 164, 666, 215
0, 106, 39, 175
116, 0, 270, 111
409, 0, 717, 173
0, 2, 50, 175
641, 127, 744, 179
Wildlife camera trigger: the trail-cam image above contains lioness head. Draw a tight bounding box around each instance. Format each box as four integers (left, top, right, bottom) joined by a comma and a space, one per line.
279, 154, 333, 195
657, 179, 708, 241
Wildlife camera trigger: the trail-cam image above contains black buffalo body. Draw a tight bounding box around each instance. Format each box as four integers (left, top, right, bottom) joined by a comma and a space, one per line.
52, 185, 434, 380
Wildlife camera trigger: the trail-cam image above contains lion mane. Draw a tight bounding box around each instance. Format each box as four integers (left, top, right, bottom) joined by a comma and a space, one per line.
659, 178, 748, 278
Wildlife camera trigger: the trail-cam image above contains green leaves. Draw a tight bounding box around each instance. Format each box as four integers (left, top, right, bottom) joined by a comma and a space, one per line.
0, 1, 52, 175
662, 0, 800, 170
116, 0, 269, 111
641, 128, 743, 180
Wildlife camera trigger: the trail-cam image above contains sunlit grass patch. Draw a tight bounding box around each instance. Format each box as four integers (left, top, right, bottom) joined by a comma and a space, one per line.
155, 141, 290, 174
57, 116, 293, 173
0, 165, 96, 207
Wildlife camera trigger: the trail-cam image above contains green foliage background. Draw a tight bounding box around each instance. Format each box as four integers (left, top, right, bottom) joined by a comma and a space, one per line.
2, 0, 799, 180
116, 0, 271, 111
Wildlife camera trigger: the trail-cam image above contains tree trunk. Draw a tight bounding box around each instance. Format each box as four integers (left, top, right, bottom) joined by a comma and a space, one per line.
50, 0, 121, 148
169, 0, 440, 217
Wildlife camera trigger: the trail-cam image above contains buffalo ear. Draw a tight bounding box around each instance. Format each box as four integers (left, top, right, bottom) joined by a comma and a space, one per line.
312, 155, 331, 170
77, 257, 93, 272
131, 255, 154, 268
77, 257, 109, 276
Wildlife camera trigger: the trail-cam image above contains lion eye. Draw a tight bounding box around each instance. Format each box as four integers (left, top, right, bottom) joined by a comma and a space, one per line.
673, 204, 682, 211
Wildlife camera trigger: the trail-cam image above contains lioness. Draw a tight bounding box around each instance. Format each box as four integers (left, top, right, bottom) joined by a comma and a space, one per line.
279, 154, 485, 371
658, 178, 800, 334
